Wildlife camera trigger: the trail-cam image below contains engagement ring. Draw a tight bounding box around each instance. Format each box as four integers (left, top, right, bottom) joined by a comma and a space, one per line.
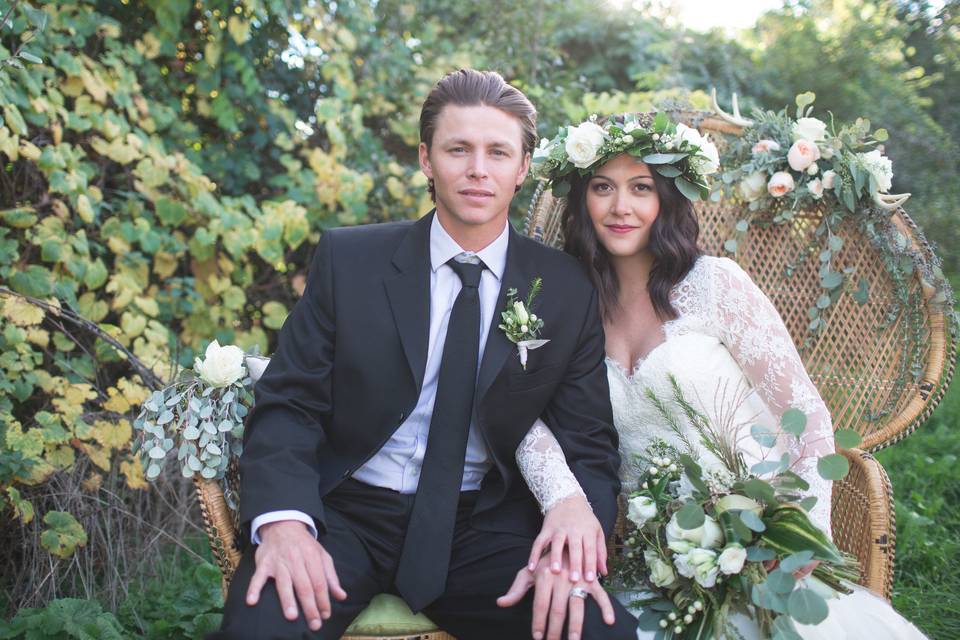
569, 587, 589, 600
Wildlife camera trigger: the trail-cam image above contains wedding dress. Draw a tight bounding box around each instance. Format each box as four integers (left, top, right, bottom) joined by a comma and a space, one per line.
516, 256, 926, 639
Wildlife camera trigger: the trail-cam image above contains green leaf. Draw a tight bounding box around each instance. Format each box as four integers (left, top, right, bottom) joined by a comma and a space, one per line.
155, 197, 188, 226
551, 180, 571, 198
40, 511, 88, 559
740, 509, 767, 532
835, 428, 862, 449
1, 207, 38, 228
654, 164, 682, 178
751, 423, 777, 448
816, 294, 831, 309
779, 550, 815, 573
828, 235, 844, 252
752, 582, 789, 614
10, 265, 53, 297
771, 615, 804, 640
735, 219, 750, 232
781, 409, 807, 436
724, 239, 738, 253
787, 588, 830, 625
820, 271, 843, 289
799, 496, 818, 512
19, 50, 43, 65
795, 92, 816, 110
679, 454, 710, 495
852, 278, 869, 305
676, 501, 706, 529
642, 152, 688, 164
743, 478, 777, 504
873, 128, 889, 142
766, 569, 797, 594
817, 453, 850, 480
673, 176, 701, 201
262, 301, 289, 330
746, 545, 776, 561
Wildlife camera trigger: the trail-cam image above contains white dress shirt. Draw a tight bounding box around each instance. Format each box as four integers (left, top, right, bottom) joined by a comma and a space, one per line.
252, 215, 509, 543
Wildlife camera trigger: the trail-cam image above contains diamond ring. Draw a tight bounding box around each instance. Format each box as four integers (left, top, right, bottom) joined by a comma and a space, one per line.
569, 586, 589, 600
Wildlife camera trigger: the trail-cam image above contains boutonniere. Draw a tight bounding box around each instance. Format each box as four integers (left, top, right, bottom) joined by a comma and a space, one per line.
498, 277, 550, 370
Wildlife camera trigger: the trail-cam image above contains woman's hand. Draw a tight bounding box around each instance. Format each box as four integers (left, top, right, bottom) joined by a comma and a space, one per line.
527, 493, 607, 583
763, 558, 821, 579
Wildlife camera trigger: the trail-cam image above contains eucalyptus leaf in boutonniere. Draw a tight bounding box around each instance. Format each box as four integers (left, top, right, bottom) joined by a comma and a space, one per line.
499, 277, 549, 370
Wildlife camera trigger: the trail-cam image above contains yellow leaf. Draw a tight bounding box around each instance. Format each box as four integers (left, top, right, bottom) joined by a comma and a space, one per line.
19, 140, 41, 161
153, 251, 179, 278
136, 32, 161, 59
204, 39, 223, 68
120, 311, 147, 338
5, 422, 44, 459
46, 444, 76, 470
121, 458, 148, 490
80, 68, 108, 104
33, 371, 59, 393
6, 487, 34, 524
26, 328, 49, 347
103, 387, 131, 414
82, 471, 103, 492
79, 441, 112, 471
76, 194, 95, 223
1, 296, 45, 326
98, 22, 121, 39
64, 383, 98, 406
0, 126, 19, 160
227, 16, 251, 44
134, 296, 159, 317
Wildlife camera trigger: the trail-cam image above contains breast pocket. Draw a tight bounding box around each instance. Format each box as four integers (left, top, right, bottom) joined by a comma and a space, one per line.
507, 364, 563, 393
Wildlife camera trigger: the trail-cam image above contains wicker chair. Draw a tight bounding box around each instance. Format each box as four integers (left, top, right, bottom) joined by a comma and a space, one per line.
523, 113, 956, 600
193, 114, 954, 634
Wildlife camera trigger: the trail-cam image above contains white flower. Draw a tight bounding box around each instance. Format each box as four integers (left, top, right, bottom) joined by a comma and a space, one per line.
808, 178, 824, 199
194, 340, 246, 388
717, 543, 747, 575
532, 137, 552, 162
520, 324, 528, 333
767, 171, 796, 198
751, 139, 781, 155
564, 121, 606, 168
820, 144, 835, 160
666, 512, 723, 552
644, 549, 679, 588
787, 139, 821, 171
793, 117, 827, 142
858, 149, 893, 192
624, 121, 639, 133
692, 136, 720, 176
821, 169, 837, 189
672, 123, 703, 151
675, 548, 719, 588
513, 301, 529, 325
627, 495, 658, 527
739, 171, 768, 202
807, 162, 819, 175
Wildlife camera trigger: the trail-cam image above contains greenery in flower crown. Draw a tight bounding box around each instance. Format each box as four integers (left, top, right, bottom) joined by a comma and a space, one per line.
532, 112, 721, 202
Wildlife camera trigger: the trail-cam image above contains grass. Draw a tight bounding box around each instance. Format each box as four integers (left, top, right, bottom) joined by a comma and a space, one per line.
876, 376, 960, 639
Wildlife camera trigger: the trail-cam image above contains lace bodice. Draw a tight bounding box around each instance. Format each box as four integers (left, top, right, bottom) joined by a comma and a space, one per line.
516, 256, 835, 534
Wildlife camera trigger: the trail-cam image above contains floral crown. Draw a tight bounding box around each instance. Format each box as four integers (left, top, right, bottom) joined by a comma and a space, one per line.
532, 112, 721, 202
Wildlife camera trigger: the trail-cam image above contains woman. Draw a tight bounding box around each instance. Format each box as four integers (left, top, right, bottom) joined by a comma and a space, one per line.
511, 113, 927, 639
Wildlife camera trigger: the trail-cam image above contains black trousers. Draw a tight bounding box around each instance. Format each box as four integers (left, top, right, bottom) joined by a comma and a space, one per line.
212, 479, 637, 639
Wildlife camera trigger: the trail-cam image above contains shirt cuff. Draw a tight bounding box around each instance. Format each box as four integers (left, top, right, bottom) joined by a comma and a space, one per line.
251, 510, 318, 545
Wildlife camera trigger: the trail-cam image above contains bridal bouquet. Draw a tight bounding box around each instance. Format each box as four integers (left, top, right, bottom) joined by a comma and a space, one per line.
613, 378, 861, 639
132, 340, 266, 507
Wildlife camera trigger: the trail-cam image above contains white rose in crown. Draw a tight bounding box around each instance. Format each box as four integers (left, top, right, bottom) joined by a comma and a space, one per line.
644, 549, 679, 588
767, 171, 796, 198
532, 137, 552, 163
858, 149, 894, 192
693, 137, 721, 176
739, 171, 768, 202
194, 340, 246, 387
627, 495, 658, 527
787, 139, 821, 171
665, 512, 723, 553
793, 116, 828, 142
564, 121, 606, 168
717, 543, 748, 575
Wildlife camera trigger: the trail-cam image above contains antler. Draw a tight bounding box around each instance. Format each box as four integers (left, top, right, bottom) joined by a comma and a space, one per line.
710, 87, 754, 127
873, 192, 911, 210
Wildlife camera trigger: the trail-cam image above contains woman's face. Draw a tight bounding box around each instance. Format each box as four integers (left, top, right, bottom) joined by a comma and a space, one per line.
585, 154, 661, 259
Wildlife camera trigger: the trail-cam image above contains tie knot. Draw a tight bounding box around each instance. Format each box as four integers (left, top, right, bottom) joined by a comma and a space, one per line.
448, 255, 485, 289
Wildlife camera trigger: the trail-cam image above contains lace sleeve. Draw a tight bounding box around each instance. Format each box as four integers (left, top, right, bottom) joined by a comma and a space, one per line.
710, 259, 835, 536
517, 418, 587, 513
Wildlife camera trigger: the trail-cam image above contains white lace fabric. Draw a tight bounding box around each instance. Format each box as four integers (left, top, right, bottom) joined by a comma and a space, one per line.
515, 256, 835, 535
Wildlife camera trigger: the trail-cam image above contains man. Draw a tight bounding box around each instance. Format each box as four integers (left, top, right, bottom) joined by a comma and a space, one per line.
214, 69, 637, 639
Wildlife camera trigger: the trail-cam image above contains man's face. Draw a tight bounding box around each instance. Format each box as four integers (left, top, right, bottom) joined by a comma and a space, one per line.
419, 104, 530, 241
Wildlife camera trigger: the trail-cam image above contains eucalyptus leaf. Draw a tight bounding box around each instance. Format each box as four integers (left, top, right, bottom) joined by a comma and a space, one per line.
781, 409, 807, 436
787, 588, 829, 625
654, 164, 682, 178
674, 176, 701, 201
765, 569, 796, 594
820, 271, 843, 289
743, 478, 777, 504
751, 424, 777, 448
157, 410, 175, 425
779, 550, 815, 573
834, 428, 862, 449
146, 463, 162, 479
735, 219, 750, 232
218, 419, 234, 432
740, 510, 767, 532
799, 496, 819, 512
183, 425, 201, 440
771, 616, 804, 640
746, 545, 776, 562
642, 152, 688, 164
188, 455, 202, 471
677, 501, 706, 529
852, 278, 869, 305
817, 453, 850, 480
206, 442, 222, 456
148, 446, 166, 459
200, 466, 217, 479
724, 239, 738, 253
751, 459, 782, 475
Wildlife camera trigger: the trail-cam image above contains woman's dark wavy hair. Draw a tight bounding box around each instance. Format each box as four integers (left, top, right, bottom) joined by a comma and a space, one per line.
562, 164, 702, 321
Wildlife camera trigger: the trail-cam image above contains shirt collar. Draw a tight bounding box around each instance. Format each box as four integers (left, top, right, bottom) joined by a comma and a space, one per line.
430, 213, 509, 281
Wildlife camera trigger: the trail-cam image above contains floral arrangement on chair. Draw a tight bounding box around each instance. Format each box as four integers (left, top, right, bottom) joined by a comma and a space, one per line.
133, 341, 266, 508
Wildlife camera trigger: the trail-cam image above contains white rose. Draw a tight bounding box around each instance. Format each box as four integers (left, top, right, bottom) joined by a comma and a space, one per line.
692, 137, 720, 176
821, 169, 837, 189
194, 340, 246, 387
513, 301, 529, 325
739, 171, 768, 202
564, 121, 606, 169
675, 548, 719, 588
644, 550, 678, 588
532, 137, 552, 162
627, 495, 658, 527
808, 178, 824, 199
717, 543, 747, 575
751, 139, 781, 155
623, 121, 639, 133
787, 139, 821, 172
672, 122, 703, 151
858, 149, 893, 192
793, 117, 827, 142
807, 162, 819, 175
767, 171, 796, 198
666, 512, 723, 552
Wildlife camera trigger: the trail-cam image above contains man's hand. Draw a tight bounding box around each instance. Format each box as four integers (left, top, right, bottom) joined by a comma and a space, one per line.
246, 520, 347, 632
497, 555, 615, 640
527, 494, 607, 583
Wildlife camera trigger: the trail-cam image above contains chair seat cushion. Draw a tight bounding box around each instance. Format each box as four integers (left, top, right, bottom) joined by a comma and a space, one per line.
344, 593, 439, 635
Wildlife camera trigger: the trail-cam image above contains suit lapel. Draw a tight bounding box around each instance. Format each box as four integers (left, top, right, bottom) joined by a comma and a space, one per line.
476, 226, 530, 402
384, 213, 433, 393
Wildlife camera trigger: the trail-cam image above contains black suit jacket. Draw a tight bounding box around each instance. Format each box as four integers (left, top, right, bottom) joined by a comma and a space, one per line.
239, 212, 621, 544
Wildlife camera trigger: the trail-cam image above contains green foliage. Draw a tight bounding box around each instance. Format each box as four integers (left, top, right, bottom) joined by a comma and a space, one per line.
117, 559, 223, 639
0, 598, 126, 640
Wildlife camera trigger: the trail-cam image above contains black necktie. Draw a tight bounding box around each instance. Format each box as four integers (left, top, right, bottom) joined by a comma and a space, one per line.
394, 255, 485, 611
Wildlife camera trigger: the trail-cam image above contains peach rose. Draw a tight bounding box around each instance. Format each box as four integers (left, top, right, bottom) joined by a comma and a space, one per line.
751, 139, 781, 155
767, 171, 795, 198
787, 139, 821, 171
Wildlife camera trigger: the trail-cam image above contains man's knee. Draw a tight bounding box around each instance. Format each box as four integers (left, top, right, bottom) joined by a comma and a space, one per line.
578, 597, 637, 639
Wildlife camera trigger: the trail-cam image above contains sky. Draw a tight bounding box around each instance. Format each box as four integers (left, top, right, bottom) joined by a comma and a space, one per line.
671, 0, 784, 32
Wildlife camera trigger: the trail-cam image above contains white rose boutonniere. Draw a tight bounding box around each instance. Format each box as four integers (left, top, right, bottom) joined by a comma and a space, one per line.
792, 116, 828, 142
498, 277, 549, 370
194, 340, 247, 387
